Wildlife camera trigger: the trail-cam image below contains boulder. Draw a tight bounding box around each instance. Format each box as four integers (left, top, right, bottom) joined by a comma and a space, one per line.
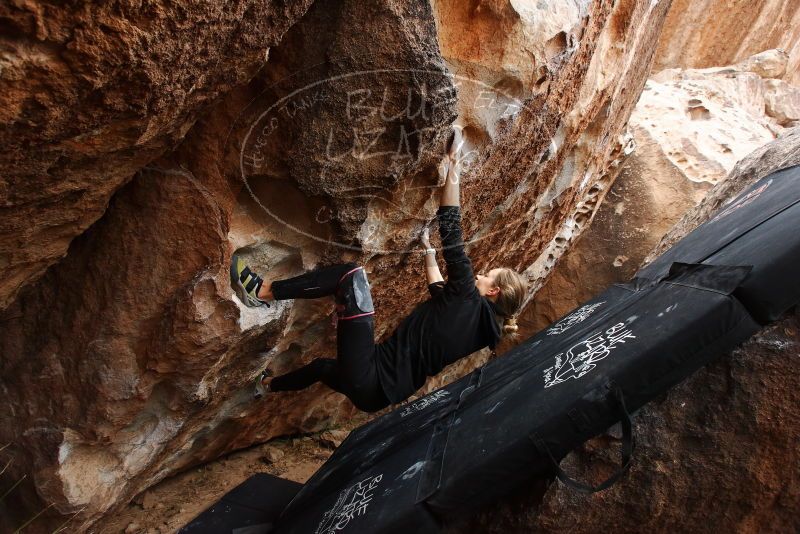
764, 79, 800, 127
0, 0, 671, 530
644, 127, 800, 263
737, 49, 791, 80
524, 55, 799, 333
653, 0, 800, 86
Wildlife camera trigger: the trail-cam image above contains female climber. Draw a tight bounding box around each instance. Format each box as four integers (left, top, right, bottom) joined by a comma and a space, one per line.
230, 127, 528, 412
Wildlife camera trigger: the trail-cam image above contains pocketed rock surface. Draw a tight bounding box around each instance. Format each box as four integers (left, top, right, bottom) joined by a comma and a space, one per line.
0, 0, 671, 531
524, 52, 800, 333
0, 0, 316, 310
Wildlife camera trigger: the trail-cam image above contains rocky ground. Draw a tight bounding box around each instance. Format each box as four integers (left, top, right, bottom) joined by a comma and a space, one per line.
100, 428, 349, 534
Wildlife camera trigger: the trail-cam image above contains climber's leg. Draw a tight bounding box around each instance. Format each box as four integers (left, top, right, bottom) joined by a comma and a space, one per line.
264, 338, 386, 412
269, 358, 342, 392
269, 263, 360, 300
333, 316, 389, 412
327, 265, 385, 409
260, 264, 385, 411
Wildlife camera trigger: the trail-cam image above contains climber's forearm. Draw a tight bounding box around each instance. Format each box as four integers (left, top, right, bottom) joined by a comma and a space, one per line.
424, 252, 444, 284
440, 159, 460, 207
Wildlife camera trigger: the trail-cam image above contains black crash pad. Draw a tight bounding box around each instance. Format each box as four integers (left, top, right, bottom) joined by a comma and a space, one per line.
180, 473, 302, 534
637, 164, 800, 322
272, 264, 761, 533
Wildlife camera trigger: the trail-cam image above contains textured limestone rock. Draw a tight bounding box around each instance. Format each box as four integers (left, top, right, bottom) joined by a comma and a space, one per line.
737, 48, 792, 80
0, 0, 452, 529
0, 0, 671, 531
524, 54, 799, 333
643, 61, 798, 183
521, 151, 708, 334
644, 126, 800, 263
0, 0, 315, 311
763, 78, 800, 128
467, 128, 800, 533
433, 0, 585, 142
653, 0, 800, 86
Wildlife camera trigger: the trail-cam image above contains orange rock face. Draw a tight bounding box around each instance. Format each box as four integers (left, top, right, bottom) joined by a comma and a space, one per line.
654, 0, 800, 86
0, 0, 316, 311
0, 0, 671, 530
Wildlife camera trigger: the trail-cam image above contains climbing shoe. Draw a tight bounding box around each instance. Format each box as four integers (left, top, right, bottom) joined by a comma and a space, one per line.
253, 369, 272, 399
230, 254, 270, 308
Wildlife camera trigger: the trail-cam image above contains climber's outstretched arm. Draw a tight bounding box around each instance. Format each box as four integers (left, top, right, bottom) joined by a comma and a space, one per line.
420, 226, 444, 286
435, 127, 477, 295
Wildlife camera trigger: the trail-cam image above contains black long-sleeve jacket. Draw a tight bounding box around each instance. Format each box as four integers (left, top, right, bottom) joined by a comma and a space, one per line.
375, 206, 502, 403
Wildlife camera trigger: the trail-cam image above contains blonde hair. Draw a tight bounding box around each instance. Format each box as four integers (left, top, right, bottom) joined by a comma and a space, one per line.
491, 267, 528, 337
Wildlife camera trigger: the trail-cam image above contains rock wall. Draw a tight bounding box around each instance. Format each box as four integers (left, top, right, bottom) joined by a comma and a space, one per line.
519, 148, 707, 335
524, 51, 800, 332
0, 0, 316, 311
466, 127, 800, 533
0, 0, 672, 531
653, 0, 800, 86
645, 127, 800, 260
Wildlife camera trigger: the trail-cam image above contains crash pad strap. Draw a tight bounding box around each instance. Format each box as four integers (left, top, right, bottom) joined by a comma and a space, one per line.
415, 369, 483, 503
533, 386, 635, 494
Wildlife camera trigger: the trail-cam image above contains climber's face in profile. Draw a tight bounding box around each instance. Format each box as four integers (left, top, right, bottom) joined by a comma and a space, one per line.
475, 268, 502, 299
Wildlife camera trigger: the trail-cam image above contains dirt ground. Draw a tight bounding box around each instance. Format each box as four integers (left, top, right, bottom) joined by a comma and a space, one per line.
99, 417, 371, 534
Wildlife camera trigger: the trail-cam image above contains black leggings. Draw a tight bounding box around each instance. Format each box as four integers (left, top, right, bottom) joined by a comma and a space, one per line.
268, 263, 389, 413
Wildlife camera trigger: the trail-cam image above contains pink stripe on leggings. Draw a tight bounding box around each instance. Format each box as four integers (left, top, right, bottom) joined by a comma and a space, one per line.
337, 311, 375, 321
338, 266, 363, 284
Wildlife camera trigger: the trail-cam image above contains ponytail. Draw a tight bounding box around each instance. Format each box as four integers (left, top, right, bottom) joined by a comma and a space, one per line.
502, 315, 519, 336
490, 267, 527, 339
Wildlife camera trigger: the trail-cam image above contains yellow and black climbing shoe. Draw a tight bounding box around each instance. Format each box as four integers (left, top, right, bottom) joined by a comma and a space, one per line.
230, 255, 270, 308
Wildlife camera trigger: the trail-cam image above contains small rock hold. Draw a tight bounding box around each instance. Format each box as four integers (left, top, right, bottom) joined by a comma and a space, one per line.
318, 429, 349, 449
141, 491, 158, 510
124, 522, 141, 533
260, 446, 285, 464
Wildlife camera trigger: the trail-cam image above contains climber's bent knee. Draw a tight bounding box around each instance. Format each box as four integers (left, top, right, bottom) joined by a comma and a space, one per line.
335, 265, 375, 319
